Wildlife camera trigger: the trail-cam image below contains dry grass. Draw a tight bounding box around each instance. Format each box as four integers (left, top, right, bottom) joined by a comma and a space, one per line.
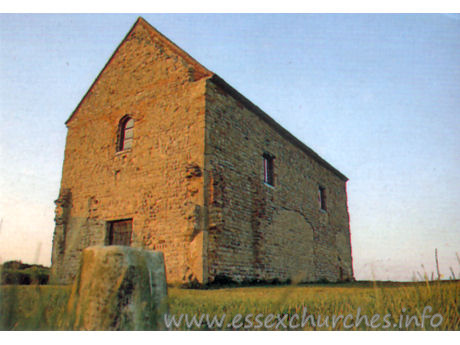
0, 285, 70, 330
1, 280, 458, 330
166, 280, 459, 330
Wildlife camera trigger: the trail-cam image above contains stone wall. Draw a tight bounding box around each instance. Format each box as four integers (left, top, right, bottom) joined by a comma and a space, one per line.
51, 19, 211, 284
204, 78, 353, 283
51, 18, 353, 286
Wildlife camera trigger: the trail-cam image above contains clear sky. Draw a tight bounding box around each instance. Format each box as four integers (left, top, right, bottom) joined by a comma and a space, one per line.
0, 13, 459, 281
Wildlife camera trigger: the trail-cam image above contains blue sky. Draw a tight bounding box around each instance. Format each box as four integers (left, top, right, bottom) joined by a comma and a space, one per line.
0, 14, 459, 281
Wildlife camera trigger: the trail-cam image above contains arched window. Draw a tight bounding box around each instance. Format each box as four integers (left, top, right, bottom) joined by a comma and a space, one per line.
117, 116, 134, 152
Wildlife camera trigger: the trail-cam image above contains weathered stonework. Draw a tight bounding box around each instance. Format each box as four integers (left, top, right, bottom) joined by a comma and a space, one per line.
66, 246, 168, 330
204, 77, 353, 283
51, 17, 353, 285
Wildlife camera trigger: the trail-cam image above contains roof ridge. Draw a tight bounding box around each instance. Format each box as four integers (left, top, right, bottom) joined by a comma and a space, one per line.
65, 17, 213, 125
209, 75, 349, 182
136, 17, 214, 78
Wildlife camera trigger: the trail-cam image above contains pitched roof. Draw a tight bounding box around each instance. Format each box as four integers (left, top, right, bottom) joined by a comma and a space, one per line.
209, 75, 348, 181
64, 17, 212, 125
65, 17, 348, 182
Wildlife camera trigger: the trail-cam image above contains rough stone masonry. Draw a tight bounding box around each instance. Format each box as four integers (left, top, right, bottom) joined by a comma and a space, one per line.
50, 17, 354, 285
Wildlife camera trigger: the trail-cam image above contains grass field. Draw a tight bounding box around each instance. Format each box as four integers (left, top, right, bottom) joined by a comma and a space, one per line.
1, 280, 458, 330
167, 281, 459, 330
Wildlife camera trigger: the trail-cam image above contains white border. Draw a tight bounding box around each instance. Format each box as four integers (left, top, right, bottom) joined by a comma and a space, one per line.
0, 331, 458, 343
1, 0, 460, 13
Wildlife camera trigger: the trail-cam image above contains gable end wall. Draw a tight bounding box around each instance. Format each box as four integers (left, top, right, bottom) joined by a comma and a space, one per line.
51, 20, 209, 284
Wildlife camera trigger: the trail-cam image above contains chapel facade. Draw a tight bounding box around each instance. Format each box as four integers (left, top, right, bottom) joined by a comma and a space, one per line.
50, 17, 354, 285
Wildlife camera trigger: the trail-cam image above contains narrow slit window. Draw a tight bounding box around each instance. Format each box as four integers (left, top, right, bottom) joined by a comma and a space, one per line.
117, 116, 134, 152
107, 219, 133, 246
319, 186, 327, 211
263, 153, 274, 186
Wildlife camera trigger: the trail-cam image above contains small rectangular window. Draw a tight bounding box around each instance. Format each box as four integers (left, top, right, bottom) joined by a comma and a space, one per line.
107, 219, 133, 246
263, 153, 274, 186
319, 186, 327, 211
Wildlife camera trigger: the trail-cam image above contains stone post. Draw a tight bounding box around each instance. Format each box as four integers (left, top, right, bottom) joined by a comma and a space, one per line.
65, 246, 168, 330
